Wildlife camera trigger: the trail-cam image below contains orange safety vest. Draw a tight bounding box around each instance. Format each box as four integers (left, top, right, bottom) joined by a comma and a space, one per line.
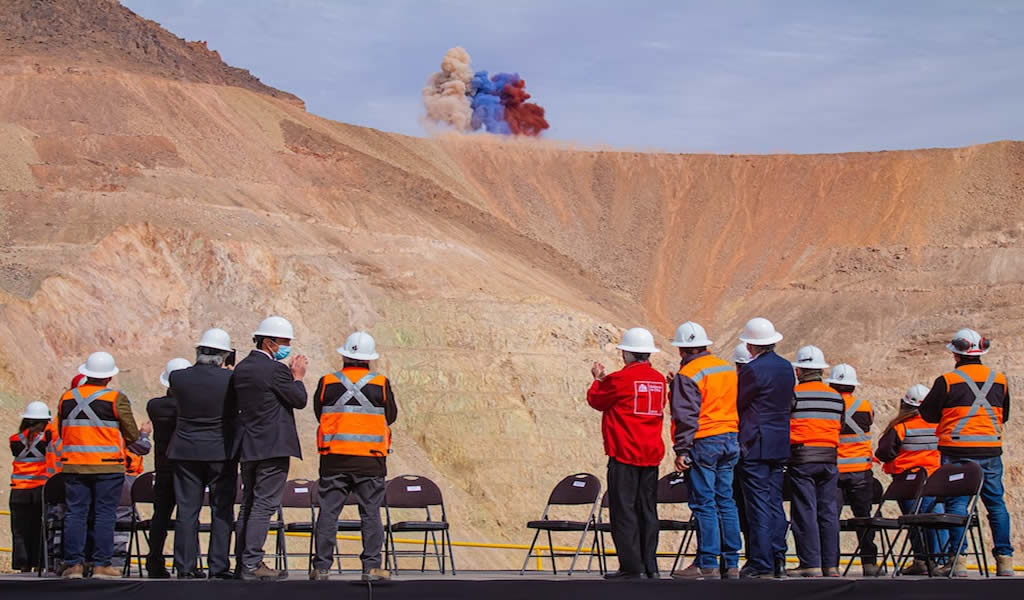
316, 368, 391, 457
44, 420, 62, 476
124, 450, 145, 477
936, 364, 1007, 451
883, 414, 940, 475
679, 354, 738, 439
58, 385, 126, 467
791, 380, 843, 448
10, 429, 48, 489
837, 393, 873, 473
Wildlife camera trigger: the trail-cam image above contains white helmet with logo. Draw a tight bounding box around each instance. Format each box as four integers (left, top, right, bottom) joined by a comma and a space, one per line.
902, 384, 930, 407
947, 328, 989, 356
791, 345, 829, 370
671, 321, 713, 348
338, 331, 380, 361
825, 363, 859, 386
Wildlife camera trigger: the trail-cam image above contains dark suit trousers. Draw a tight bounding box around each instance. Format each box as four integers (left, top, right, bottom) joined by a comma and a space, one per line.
789, 462, 840, 569
838, 470, 877, 564
146, 468, 176, 571
607, 457, 659, 575
174, 460, 237, 575
313, 472, 386, 572
740, 460, 788, 574
236, 457, 289, 570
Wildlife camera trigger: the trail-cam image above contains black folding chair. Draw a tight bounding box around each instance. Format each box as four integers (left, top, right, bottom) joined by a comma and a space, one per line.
520, 473, 601, 576
115, 477, 143, 577
126, 472, 160, 577
586, 493, 611, 574
659, 473, 697, 575
273, 479, 316, 572
40, 473, 68, 576
838, 475, 884, 574
384, 475, 455, 575
893, 462, 987, 578
844, 467, 928, 576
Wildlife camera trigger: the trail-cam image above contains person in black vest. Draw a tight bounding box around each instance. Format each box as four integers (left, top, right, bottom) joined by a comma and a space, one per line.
230, 316, 307, 581
144, 357, 191, 578
168, 329, 238, 579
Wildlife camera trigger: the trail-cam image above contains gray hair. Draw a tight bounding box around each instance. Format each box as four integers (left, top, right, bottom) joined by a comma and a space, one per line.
749, 343, 775, 357
622, 351, 651, 364
196, 348, 229, 366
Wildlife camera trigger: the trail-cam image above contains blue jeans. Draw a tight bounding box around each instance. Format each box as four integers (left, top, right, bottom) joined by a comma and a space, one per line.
64, 473, 124, 567
740, 459, 787, 573
942, 455, 1014, 556
898, 497, 949, 560
687, 432, 742, 569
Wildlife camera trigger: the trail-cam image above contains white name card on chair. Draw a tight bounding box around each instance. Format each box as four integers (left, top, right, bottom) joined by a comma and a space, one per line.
407, 485, 422, 492
572, 481, 587, 488
949, 473, 965, 482
906, 474, 916, 480
295, 487, 309, 493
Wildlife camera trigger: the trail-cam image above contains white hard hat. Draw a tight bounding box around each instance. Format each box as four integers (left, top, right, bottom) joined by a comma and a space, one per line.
825, 363, 859, 386
159, 357, 192, 387
731, 342, 752, 365
616, 327, 660, 354
78, 351, 119, 379
337, 331, 379, 361
671, 321, 713, 348
791, 345, 829, 370
196, 328, 232, 352
902, 384, 930, 407
253, 316, 295, 340
738, 317, 783, 345
21, 401, 51, 420
946, 328, 989, 356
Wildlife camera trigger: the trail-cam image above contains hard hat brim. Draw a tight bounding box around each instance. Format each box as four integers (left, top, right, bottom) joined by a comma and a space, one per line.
196, 342, 233, 352
739, 332, 783, 345
615, 344, 661, 354
20, 411, 51, 420
946, 343, 988, 356
671, 338, 714, 348
824, 377, 859, 386
253, 330, 294, 340
337, 347, 379, 361
791, 361, 830, 370
78, 363, 119, 379
159, 372, 171, 387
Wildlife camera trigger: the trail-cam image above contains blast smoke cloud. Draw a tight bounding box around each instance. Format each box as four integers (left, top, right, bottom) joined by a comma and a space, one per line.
423, 47, 549, 137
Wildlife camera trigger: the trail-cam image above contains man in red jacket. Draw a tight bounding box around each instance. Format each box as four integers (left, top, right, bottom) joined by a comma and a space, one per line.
588, 327, 666, 579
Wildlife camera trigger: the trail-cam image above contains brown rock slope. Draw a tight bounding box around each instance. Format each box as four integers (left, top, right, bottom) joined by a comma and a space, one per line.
1, 0, 1023, 569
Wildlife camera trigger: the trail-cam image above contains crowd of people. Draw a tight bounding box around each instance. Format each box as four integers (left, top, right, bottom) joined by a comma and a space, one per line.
587, 318, 1012, 579
7, 316, 397, 582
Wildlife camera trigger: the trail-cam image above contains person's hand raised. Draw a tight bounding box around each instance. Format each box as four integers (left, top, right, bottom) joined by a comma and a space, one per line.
591, 362, 606, 381
290, 355, 308, 380
140, 421, 154, 435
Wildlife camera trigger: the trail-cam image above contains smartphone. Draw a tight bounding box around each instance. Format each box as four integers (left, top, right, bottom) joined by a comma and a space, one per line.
226, 349, 237, 367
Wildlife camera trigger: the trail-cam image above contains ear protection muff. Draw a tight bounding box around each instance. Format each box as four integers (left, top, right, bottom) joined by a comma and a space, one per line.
979, 337, 991, 351
951, 337, 972, 352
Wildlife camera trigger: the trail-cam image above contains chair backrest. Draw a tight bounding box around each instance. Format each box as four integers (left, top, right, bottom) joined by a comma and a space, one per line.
119, 477, 134, 508
921, 462, 984, 499
280, 478, 316, 508
386, 475, 444, 508
547, 473, 601, 506
131, 471, 157, 504
43, 473, 67, 505
657, 472, 688, 504
881, 467, 928, 504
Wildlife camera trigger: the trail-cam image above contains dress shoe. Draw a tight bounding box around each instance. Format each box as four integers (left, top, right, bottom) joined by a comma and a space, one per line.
148, 568, 172, 579
210, 571, 236, 580
178, 570, 207, 579
603, 570, 643, 580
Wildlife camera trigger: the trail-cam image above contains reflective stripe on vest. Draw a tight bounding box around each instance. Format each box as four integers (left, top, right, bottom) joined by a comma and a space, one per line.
317, 371, 389, 457
840, 396, 870, 442
689, 364, 734, 384
793, 390, 844, 420
320, 371, 386, 416
679, 355, 738, 440
15, 431, 46, 462
902, 427, 939, 451
11, 430, 49, 488
837, 456, 872, 465
949, 369, 1001, 442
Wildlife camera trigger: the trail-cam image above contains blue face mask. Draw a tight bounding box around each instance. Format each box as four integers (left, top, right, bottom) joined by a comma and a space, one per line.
273, 345, 291, 360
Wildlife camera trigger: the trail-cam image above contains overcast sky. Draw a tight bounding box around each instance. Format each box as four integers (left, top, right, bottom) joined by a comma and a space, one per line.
122, 0, 1024, 154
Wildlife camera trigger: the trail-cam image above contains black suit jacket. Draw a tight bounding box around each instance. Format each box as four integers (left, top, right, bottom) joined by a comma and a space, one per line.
146, 395, 177, 471
167, 364, 236, 462
229, 350, 307, 462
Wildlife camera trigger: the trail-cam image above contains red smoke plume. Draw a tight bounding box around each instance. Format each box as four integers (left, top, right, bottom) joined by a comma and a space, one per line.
501, 78, 549, 137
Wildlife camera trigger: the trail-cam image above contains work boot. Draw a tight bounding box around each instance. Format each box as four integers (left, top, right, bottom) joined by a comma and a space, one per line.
61, 564, 84, 579
937, 555, 969, 577
361, 568, 390, 582
861, 563, 881, 577
786, 565, 823, 577
309, 569, 330, 581
722, 567, 740, 580
996, 555, 1014, 577
92, 565, 123, 579
672, 563, 719, 580
822, 566, 841, 577
240, 562, 288, 581
899, 560, 930, 576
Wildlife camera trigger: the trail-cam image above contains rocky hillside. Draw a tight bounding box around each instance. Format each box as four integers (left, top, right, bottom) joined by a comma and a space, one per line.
1, 0, 1022, 569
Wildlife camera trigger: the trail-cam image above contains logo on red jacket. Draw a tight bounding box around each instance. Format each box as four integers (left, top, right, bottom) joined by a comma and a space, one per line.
633, 380, 665, 415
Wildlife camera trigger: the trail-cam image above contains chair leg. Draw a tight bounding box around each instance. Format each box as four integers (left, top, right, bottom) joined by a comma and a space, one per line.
430, 531, 442, 573
420, 532, 428, 572
568, 526, 590, 576
889, 527, 910, 578
520, 530, 541, 575
974, 512, 989, 577
670, 531, 685, 575
947, 524, 970, 579
547, 530, 558, 575
446, 529, 456, 575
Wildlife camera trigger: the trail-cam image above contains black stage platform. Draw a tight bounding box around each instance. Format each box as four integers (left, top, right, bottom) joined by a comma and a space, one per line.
2, 574, 1021, 600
